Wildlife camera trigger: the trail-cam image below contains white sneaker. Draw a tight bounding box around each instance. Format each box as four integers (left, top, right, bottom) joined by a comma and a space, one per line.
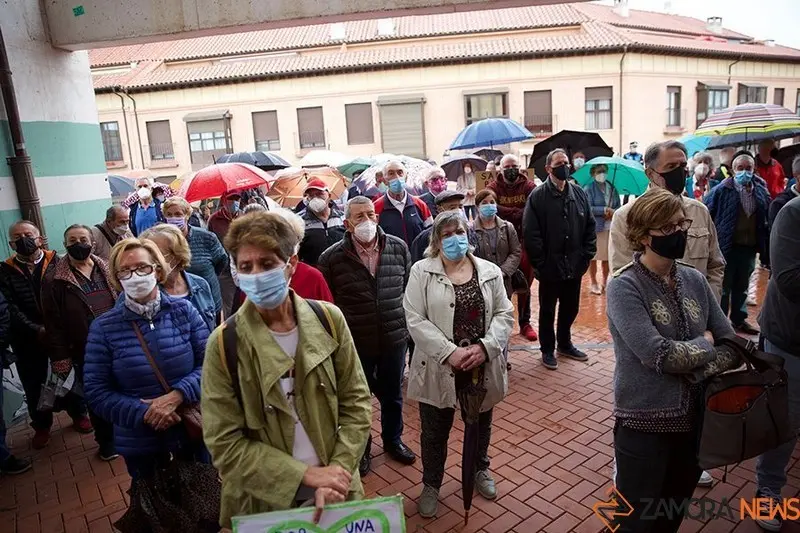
697, 470, 714, 487
755, 492, 783, 532
612, 459, 617, 485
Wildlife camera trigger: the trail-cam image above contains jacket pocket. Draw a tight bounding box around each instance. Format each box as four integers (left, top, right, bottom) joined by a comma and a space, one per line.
686, 227, 710, 260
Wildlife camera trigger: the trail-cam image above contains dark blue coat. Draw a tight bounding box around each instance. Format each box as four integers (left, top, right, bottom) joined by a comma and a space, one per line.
705, 180, 770, 258
84, 292, 209, 457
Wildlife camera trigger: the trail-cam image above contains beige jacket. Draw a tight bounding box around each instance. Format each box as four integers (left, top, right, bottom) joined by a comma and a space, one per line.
609, 194, 725, 300
403, 254, 514, 411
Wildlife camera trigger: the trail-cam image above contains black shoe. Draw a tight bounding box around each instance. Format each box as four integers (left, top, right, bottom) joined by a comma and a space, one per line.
734, 321, 760, 335
541, 352, 558, 370
98, 444, 120, 462
557, 345, 589, 362
0, 455, 32, 475
359, 435, 372, 477
385, 440, 416, 465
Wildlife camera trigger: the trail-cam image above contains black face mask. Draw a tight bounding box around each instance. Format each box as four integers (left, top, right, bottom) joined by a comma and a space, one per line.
66, 242, 92, 261
649, 230, 688, 260
551, 164, 570, 181
503, 168, 520, 183
14, 236, 39, 256
658, 166, 688, 195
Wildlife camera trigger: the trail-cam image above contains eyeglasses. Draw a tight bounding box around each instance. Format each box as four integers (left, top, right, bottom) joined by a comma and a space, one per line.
655, 219, 693, 235
117, 264, 156, 280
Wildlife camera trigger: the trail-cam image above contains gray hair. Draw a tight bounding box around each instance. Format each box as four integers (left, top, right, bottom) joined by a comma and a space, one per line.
545, 149, 568, 167
242, 203, 267, 215
105, 204, 128, 222
345, 195, 373, 219
424, 211, 471, 258
425, 166, 446, 182
792, 155, 800, 176
382, 159, 405, 174
273, 208, 306, 241
499, 154, 519, 168
644, 140, 687, 170
732, 153, 755, 168
693, 151, 714, 167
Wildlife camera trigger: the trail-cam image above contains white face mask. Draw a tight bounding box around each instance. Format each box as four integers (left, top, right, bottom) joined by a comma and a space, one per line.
307, 197, 327, 214
120, 272, 157, 300
464, 167, 473, 174
138, 187, 152, 200
694, 163, 709, 178
113, 225, 129, 236
353, 220, 377, 243
594, 173, 606, 183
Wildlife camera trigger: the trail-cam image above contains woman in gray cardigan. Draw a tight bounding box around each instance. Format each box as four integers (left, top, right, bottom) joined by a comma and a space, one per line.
606, 188, 739, 533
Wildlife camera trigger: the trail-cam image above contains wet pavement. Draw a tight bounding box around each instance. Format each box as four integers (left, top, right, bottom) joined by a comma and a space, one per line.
2, 267, 799, 533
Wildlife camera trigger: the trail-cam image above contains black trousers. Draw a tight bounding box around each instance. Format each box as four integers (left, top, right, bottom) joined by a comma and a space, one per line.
15, 351, 85, 430
360, 342, 407, 446
419, 402, 492, 490
537, 277, 582, 353
613, 423, 702, 533
74, 362, 114, 448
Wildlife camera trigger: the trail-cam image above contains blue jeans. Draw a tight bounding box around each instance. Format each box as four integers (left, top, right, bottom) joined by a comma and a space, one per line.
360, 342, 407, 446
755, 339, 800, 498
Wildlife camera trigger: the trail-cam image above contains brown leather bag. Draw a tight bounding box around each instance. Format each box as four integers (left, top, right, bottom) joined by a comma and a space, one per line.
132, 322, 203, 442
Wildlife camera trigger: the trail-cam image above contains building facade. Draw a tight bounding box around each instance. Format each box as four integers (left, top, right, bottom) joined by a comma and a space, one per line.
91, 2, 800, 182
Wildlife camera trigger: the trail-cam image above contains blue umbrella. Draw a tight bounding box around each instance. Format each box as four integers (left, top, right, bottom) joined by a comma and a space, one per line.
107, 175, 136, 197
449, 118, 533, 150
677, 134, 712, 157
216, 151, 290, 170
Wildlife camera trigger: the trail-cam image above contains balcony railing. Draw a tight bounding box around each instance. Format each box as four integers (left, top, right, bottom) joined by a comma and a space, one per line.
665, 108, 687, 129
522, 114, 555, 138
298, 131, 326, 149
147, 142, 175, 160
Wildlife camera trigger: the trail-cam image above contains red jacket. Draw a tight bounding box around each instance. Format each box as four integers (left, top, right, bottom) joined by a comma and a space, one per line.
487, 177, 536, 237
232, 261, 333, 313
756, 156, 786, 199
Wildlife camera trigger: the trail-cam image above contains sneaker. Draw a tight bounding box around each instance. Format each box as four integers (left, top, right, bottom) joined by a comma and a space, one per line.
0, 455, 32, 475
418, 485, 439, 518
697, 470, 714, 487
733, 321, 760, 335
98, 444, 119, 462
590, 283, 602, 295
611, 459, 617, 485
72, 416, 94, 434
475, 470, 497, 500
542, 352, 558, 370
31, 429, 50, 450
520, 324, 538, 341
754, 490, 782, 532
557, 345, 589, 362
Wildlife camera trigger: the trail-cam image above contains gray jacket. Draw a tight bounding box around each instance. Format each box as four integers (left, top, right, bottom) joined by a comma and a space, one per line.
607, 257, 736, 426
759, 196, 800, 355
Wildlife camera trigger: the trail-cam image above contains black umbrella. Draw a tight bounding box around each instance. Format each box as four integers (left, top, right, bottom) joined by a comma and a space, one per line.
528, 130, 613, 180
215, 151, 290, 171
442, 154, 488, 182
473, 148, 504, 162
775, 143, 800, 179
455, 351, 487, 526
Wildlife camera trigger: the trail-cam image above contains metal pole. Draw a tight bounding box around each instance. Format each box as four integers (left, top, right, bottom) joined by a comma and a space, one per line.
0, 26, 47, 242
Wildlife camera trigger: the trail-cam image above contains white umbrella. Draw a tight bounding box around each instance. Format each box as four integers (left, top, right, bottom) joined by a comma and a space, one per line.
355, 155, 432, 196
299, 150, 351, 168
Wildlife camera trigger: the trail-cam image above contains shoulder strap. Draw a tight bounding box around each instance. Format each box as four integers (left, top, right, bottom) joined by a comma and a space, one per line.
218, 316, 242, 404
306, 299, 337, 343
131, 322, 171, 394
94, 224, 115, 246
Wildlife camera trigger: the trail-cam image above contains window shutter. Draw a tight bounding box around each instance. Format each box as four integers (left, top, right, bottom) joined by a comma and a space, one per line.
146, 121, 172, 146
379, 102, 425, 158
252, 111, 280, 143
586, 87, 612, 101
524, 90, 552, 117
297, 107, 325, 148
345, 103, 374, 145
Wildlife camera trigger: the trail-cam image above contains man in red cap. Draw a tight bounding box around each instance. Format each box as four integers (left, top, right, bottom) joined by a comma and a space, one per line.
298, 179, 347, 266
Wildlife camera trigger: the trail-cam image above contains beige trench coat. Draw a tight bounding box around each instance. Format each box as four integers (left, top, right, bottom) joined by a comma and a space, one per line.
403, 254, 514, 411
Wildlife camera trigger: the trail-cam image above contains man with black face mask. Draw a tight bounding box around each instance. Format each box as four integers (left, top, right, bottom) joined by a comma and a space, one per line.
488, 155, 538, 341
0, 221, 86, 450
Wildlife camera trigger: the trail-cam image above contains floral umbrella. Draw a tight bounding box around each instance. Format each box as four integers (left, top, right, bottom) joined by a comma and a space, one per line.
354, 156, 433, 196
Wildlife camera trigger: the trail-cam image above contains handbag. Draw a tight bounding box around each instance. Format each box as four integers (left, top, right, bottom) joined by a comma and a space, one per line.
698, 335, 794, 470
510, 269, 529, 294
132, 322, 204, 442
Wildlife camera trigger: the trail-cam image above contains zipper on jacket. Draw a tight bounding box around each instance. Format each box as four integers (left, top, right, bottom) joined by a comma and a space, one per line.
149, 320, 154, 330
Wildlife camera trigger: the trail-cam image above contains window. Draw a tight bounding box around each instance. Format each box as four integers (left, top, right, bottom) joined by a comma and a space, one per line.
378, 97, 426, 159
186, 119, 229, 166
666, 86, 682, 127
146, 120, 174, 160
100, 122, 123, 162
345, 103, 374, 145
464, 93, 508, 125
585, 87, 612, 130
774, 88, 785, 107
738, 83, 767, 104
297, 107, 325, 149
252, 111, 280, 151
523, 91, 553, 136
696, 83, 730, 127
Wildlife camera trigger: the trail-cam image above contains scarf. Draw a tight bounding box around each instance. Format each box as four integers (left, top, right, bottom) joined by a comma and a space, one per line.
124, 290, 162, 321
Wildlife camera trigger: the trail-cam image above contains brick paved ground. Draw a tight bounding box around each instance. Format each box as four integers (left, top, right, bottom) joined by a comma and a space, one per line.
2, 267, 800, 533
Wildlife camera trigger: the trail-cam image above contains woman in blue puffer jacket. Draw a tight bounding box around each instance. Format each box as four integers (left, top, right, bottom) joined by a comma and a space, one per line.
84, 237, 211, 480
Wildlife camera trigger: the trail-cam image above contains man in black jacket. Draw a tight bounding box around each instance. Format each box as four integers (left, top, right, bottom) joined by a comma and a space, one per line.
0, 221, 89, 450
768, 155, 800, 229
298, 179, 347, 266
317, 196, 416, 477
0, 292, 31, 474
523, 149, 597, 370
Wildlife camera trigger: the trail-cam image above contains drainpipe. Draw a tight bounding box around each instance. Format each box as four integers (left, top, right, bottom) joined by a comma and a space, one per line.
0, 26, 47, 241
727, 54, 743, 86
123, 90, 145, 169
113, 89, 135, 168
618, 44, 629, 155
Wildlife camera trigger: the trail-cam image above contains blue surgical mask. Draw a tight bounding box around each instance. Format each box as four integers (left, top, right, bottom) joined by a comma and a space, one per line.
237, 264, 290, 310
442, 234, 469, 261
377, 182, 388, 193
735, 170, 754, 185
479, 204, 497, 218
389, 178, 405, 194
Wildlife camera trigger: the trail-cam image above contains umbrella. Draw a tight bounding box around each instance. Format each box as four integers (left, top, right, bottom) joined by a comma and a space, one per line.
695, 103, 800, 149
267, 167, 347, 207
455, 349, 487, 526
441, 155, 488, 182
179, 163, 271, 203
107, 175, 136, 197
355, 156, 432, 196
775, 143, 800, 179
298, 150, 351, 168
527, 130, 613, 181
215, 151, 290, 171
571, 156, 650, 196
677, 134, 713, 157
337, 157, 375, 179
121, 182, 175, 208
473, 148, 504, 162
449, 118, 533, 150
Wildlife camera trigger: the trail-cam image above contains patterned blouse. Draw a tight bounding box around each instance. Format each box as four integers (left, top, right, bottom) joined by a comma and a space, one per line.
452, 269, 485, 346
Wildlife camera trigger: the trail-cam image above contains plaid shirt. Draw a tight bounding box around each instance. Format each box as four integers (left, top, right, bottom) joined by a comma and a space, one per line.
71, 264, 115, 318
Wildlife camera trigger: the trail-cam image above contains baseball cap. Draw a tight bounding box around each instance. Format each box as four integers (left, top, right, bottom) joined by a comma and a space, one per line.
304, 179, 329, 193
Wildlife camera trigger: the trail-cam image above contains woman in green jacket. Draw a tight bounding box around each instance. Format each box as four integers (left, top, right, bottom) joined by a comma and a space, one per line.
201, 211, 372, 528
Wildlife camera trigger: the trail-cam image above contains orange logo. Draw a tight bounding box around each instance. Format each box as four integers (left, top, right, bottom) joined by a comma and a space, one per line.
593, 486, 634, 532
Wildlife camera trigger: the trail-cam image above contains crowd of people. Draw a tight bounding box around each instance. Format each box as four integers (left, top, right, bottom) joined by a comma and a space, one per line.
0, 140, 797, 533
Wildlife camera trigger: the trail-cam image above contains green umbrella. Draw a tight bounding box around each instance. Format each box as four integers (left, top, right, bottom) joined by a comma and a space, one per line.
572, 156, 649, 196
337, 157, 375, 179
